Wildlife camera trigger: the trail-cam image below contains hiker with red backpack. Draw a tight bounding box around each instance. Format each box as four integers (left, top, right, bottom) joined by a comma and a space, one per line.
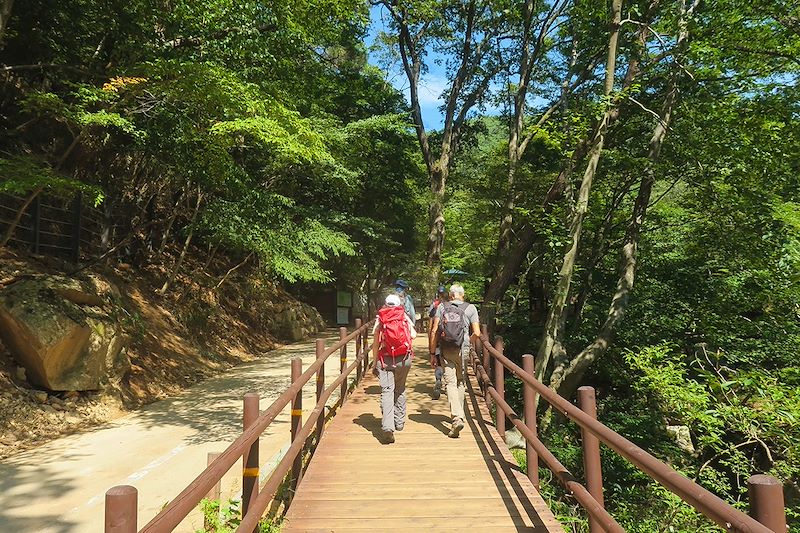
372, 293, 417, 443
429, 283, 480, 438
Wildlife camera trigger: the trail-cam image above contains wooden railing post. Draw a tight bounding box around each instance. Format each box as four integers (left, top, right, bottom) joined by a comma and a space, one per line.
474, 334, 482, 379
104, 485, 137, 533
290, 357, 303, 497
241, 392, 259, 527
315, 339, 325, 442
339, 326, 348, 403
363, 323, 370, 376
204, 452, 221, 531
480, 325, 492, 413
481, 324, 491, 379
493, 336, 505, 439
204, 452, 222, 501
748, 475, 787, 532
578, 386, 605, 533
354, 318, 363, 382
522, 353, 539, 488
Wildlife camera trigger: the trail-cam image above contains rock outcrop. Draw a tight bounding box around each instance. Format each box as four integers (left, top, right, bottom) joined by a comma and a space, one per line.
666, 425, 696, 454
0, 276, 129, 391
266, 300, 327, 341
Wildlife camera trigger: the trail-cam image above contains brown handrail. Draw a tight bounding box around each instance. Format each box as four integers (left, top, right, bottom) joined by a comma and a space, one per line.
236, 343, 371, 532
478, 333, 775, 533
473, 358, 626, 533
139, 322, 372, 532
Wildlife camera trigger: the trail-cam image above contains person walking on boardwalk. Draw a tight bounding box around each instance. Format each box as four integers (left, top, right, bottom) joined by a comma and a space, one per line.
394, 278, 416, 324
429, 283, 480, 438
372, 293, 416, 443
427, 286, 447, 399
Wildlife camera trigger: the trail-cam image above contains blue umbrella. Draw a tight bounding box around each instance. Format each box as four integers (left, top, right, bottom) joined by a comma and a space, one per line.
443, 268, 468, 276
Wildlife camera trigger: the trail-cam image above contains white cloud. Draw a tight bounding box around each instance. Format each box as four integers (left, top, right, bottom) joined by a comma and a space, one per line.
416, 74, 447, 106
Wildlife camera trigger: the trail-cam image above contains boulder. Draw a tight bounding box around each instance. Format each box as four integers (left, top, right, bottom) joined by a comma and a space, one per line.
504, 427, 527, 450
666, 425, 695, 454
0, 276, 130, 391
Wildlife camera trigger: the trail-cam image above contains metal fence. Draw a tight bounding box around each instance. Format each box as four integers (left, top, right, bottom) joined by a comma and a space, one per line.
0, 192, 105, 262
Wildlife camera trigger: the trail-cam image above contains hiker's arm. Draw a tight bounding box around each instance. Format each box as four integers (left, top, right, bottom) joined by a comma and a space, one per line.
469, 313, 481, 348
429, 316, 440, 367
470, 321, 481, 339
372, 327, 381, 373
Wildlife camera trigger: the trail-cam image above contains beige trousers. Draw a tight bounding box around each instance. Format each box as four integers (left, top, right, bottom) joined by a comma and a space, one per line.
440, 344, 469, 421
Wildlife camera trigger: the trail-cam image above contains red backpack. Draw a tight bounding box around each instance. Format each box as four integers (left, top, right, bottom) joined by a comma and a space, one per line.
377, 306, 412, 360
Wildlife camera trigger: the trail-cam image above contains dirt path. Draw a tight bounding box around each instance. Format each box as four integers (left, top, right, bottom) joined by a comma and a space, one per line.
0, 330, 349, 533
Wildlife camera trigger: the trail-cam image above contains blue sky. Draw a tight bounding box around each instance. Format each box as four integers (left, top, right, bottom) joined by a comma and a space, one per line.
366, 4, 448, 130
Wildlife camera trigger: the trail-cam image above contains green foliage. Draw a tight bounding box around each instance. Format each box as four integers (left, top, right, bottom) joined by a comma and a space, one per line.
0, 156, 104, 205
200, 192, 355, 283
3, 0, 799, 528
196, 498, 282, 533
76, 110, 143, 139
196, 498, 241, 533
625, 344, 800, 511
511, 448, 589, 532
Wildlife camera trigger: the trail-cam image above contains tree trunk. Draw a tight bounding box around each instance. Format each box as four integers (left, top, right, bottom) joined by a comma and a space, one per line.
484, 4, 578, 337
549, 1, 691, 397
426, 164, 447, 266
536, 0, 623, 381
481, 152, 579, 338
212, 251, 253, 289
156, 190, 186, 257
550, 97, 670, 395
384, 0, 501, 276
0, 0, 13, 46
570, 176, 637, 332
202, 242, 220, 271
496, 0, 536, 258
159, 188, 202, 294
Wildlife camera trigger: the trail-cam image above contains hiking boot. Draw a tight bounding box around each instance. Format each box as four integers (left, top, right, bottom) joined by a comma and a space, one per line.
448, 417, 464, 438
432, 380, 442, 400
384, 431, 395, 444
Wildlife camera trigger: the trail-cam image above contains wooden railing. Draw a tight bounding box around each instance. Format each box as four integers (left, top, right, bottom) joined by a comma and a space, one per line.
103, 320, 372, 533
103, 319, 788, 533
473, 328, 787, 533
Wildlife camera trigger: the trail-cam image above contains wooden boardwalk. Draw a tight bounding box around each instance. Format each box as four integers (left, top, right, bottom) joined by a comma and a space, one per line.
282, 337, 564, 532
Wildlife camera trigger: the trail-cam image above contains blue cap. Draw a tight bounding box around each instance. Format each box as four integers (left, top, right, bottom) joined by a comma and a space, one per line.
394, 279, 409, 289
438, 285, 446, 293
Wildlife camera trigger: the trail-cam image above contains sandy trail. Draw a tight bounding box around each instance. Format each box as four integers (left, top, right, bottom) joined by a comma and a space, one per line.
0, 330, 352, 533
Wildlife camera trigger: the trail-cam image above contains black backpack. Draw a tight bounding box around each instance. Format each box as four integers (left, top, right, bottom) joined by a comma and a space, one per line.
439, 302, 466, 346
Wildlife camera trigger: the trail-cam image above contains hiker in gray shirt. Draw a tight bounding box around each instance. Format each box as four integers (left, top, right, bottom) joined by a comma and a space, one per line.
429, 283, 480, 438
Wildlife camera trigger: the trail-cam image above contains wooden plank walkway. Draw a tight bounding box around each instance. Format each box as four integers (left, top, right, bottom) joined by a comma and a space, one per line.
281, 336, 564, 532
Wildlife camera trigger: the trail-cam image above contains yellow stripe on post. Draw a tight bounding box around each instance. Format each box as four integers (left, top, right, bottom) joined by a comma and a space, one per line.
242, 467, 259, 477
291, 409, 303, 416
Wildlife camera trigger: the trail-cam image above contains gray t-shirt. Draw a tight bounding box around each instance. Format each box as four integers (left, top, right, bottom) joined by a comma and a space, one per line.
435, 300, 479, 350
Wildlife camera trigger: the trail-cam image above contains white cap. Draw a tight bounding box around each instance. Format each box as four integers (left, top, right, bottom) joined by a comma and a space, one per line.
385, 294, 402, 306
